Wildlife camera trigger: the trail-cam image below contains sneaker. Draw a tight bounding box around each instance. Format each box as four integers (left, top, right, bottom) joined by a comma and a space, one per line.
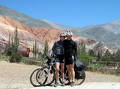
70, 82, 75, 87
66, 82, 71, 85
54, 82, 59, 87
61, 81, 65, 86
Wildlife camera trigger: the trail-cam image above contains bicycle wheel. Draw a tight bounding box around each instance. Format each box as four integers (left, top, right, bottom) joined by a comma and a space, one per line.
36, 66, 55, 86
75, 70, 86, 85
59, 70, 86, 85
30, 68, 41, 87
36, 67, 48, 86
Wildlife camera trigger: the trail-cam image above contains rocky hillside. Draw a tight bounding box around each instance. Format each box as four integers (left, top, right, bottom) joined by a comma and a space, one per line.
0, 16, 44, 50
78, 21, 120, 46
0, 16, 96, 53
0, 16, 67, 49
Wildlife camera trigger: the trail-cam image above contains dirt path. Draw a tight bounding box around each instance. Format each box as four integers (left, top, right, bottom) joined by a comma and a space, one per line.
31, 83, 120, 89
0, 61, 120, 89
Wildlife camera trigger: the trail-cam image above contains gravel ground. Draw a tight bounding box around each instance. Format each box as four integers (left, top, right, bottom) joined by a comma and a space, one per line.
30, 82, 120, 89
0, 61, 120, 89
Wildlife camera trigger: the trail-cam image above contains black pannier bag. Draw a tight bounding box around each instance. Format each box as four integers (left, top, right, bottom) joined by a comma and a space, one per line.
74, 60, 85, 79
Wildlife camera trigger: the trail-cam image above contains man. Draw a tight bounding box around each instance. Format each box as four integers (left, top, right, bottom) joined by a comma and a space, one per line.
63, 31, 77, 86
52, 33, 66, 87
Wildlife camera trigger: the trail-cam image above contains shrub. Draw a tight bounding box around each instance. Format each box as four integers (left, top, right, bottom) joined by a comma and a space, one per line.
78, 54, 93, 66
5, 27, 23, 63
9, 52, 22, 63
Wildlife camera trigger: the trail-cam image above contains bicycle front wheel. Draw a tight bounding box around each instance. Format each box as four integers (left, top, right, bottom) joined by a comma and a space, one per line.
30, 68, 42, 87
36, 66, 55, 86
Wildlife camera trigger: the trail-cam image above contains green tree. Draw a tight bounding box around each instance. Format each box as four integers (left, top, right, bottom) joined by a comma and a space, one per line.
77, 42, 93, 66
77, 45, 81, 59
43, 40, 49, 57
14, 27, 19, 51
6, 27, 22, 62
80, 41, 86, 54
104, 49, 111, 60
114, 49, 120, 61
88, 49, 95, 57
5, 34, 12, 56
97, 51, 102, 61
32, 40, 38, 60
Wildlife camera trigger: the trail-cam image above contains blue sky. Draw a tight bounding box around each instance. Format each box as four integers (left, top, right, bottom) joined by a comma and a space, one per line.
0, 0, 120, 27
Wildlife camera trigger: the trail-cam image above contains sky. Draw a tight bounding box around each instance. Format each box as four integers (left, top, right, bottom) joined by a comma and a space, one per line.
0, 0, 120, 28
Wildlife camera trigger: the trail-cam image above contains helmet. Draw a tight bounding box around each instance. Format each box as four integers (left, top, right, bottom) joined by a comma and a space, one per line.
59, 33, 66, 37
65, 30, 73, 36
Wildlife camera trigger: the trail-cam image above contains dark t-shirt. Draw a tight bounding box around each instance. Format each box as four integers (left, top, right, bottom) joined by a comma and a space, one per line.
52, 40, 64, 56
63, 39, 77, 59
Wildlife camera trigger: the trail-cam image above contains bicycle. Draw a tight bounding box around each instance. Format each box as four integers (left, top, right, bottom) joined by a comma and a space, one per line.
30, 56, 86, 87
30, 56, 55, 87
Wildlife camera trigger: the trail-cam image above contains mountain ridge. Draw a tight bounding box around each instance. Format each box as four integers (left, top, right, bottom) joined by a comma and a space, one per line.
0, 5, 120, 46
0, 5, 79, 31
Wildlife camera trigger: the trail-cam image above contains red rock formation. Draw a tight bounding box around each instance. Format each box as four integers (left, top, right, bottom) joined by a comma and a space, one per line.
75, 37, 96, 45
0, 16, 96, 56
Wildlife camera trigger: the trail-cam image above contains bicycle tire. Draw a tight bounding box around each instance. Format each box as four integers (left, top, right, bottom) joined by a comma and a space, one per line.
36, 66, 55, 86
75, 70, 86, 85
59, 70, 86, 85
30, 68, 41, 87
36, 67, 48, 86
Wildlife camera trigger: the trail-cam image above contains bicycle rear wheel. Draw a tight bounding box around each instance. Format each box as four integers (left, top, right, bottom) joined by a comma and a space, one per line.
75, 70, 86, 85
59, 70, 86, 85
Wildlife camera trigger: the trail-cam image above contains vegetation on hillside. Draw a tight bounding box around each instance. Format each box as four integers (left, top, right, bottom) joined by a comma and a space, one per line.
77, 41, 93, 66
5, 27, 22, 63
32, 40, 38, 60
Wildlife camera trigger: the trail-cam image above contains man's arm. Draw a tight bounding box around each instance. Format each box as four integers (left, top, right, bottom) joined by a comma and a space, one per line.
74, 41, 77, 58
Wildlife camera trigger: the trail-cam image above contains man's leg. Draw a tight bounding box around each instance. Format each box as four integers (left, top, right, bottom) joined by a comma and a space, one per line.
66, 65, 72, 82
70, 64, 75, 86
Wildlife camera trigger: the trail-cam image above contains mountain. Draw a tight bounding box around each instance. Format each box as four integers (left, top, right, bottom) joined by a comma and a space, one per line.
0, 16, 71, 49
101, 20, 120, 34
0, 16, 44, 50
1, 5, 120, 46
0, 16, 96, 52
0, 5, 79, 31
77, 21, 120, 46
0, 5, 52, 28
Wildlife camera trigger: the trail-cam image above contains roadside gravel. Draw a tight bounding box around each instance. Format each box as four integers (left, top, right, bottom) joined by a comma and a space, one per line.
0, 61, 120, 89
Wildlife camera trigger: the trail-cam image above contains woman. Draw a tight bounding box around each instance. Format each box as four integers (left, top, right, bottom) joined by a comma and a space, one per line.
52, 33, 66, 87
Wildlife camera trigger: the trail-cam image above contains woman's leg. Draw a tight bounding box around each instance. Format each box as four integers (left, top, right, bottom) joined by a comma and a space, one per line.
55, 62, 60, 82
60, 63, 64, 81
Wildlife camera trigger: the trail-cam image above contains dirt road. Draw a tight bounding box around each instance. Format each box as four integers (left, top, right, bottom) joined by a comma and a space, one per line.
0, 61, 120, 89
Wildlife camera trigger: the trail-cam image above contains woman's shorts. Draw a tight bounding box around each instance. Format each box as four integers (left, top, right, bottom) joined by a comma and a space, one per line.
54, 55, 64, 63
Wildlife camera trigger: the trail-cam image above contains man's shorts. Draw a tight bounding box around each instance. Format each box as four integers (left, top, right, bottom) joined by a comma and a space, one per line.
65, 55, 75, 65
